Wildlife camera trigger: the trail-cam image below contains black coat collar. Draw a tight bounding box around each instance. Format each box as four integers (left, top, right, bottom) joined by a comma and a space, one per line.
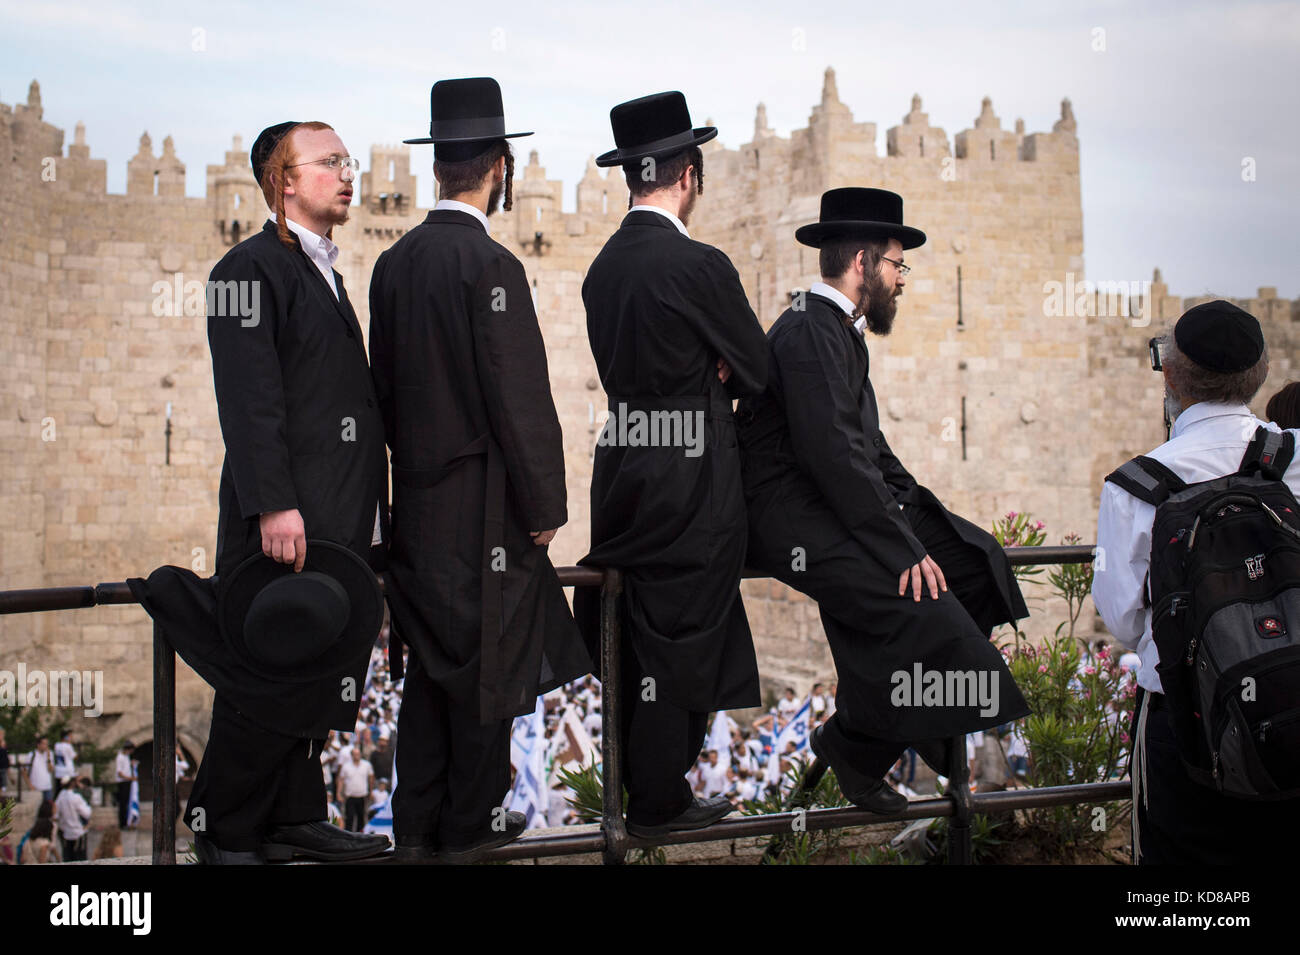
422, 208, 489, 233
620, 209, 683, 233
259, 220, 365, 356
805, 290, 869, 358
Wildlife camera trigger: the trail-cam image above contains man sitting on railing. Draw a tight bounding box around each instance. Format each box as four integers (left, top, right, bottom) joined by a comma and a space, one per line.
735, 188, 1031, 813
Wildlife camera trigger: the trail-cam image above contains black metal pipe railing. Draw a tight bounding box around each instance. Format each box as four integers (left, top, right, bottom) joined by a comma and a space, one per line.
0, 544, 1100, 865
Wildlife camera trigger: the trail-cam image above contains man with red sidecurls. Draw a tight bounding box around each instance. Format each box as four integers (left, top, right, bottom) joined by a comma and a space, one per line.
131, 121, 390, 864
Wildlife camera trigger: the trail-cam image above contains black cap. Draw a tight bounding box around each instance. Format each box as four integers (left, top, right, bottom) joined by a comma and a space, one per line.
1174, 300, 1264, 373
250, 121, 300, 186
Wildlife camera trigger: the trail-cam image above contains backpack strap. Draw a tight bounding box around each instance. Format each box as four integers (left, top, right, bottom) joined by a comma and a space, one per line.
1239, 425, 1295, 480
1104, 455, 1187, 507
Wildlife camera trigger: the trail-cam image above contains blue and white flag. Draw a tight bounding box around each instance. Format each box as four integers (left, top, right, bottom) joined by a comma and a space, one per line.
766, 698, 812, 785
127, 779, 140, 827
364, 762, 395, 838
507, 697, 548, 830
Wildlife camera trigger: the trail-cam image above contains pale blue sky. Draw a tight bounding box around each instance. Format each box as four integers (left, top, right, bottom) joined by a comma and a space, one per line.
3, 0, 1297, 297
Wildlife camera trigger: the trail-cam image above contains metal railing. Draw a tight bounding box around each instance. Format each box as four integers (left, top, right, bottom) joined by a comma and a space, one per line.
1, 544, 1119, 865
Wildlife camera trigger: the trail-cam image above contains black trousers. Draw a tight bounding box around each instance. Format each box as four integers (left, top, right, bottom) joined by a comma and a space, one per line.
344, 796, 367, 832
185, 694, 326, 853
618, 628, 709, 827
822, 502, 999, 781
1133, 689, 1300, 864
116, 781, 132, 828
61, 835, 86, 862
392, 652, 511, 847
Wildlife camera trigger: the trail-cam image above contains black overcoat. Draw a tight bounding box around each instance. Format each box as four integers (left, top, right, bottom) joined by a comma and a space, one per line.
736, 292, 1029, 739
573, 211, 769, 713
129, 220, 389, 738
368, 209, 590, 724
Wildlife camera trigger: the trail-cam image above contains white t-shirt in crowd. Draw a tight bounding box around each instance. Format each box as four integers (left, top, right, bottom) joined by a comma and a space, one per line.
337, 758, 374, 798
115, 752, 134, 782
54, 788, 92, 839
700, 761, 731, 797
29, 750, 53, 790
53, 741, 77, 780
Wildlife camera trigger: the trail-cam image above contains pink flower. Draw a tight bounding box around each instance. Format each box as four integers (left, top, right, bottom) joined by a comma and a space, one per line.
1037, 664, 1048, 673
1097, 645, 1110, 659
1035, 521, 1045, 530
1083, 690, 1091, 699
1084, 666, 1096, 676
1121, 732, 1130, 744
1008, 511, 1018, 520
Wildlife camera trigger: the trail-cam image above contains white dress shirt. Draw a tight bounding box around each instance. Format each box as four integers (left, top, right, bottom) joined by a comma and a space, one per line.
1092, 402, 1300, 693
434, 198, 490, 235
628, 204, 689, 237
284, 217, 339, 300
809, 281, 856, 320
283, 217, 383, 546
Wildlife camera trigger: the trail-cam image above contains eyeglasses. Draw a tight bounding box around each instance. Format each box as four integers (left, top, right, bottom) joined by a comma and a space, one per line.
287, 155, 360, 179
882, 256, 911, 277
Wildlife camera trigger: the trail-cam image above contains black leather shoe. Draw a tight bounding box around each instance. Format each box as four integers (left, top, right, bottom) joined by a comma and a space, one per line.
626, 796, 733, 838
261, 821, 390, 862
438, 810, 526, 864
195, 834, 265, 865
393, 833, 438, 863
810, 725, 908, 815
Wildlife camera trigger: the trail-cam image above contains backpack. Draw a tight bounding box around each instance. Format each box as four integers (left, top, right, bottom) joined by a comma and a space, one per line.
1105, 425, 1300, 800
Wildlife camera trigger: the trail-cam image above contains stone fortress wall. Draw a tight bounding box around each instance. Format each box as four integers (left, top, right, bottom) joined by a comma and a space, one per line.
3, 70, 1295, 750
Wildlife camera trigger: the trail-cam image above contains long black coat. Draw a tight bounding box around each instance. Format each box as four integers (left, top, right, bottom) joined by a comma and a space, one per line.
574, 211, 768, 713
736, 293, 1029, 740
130, 220, 389, 738
369, 209, 589, 724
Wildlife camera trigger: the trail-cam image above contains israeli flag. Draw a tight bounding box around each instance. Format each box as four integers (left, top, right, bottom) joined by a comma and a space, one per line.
127, 779, 140, 827
507, 698, 548, 830
364, 763, 395, 838
765, 698, 812, 785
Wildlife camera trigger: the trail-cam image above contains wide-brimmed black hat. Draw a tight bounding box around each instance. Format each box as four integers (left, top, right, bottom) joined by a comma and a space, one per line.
795, 187, 926, 250
217, 540, 383, 683
403, 77, 532, 161
595, 91, 717, 168
250, 121, 300, 186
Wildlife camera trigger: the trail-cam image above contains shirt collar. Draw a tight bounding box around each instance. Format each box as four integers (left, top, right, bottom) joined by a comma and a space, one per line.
1170, 401, 1253, 438
284, 217, 339, 266
629, 204, 689, 237
809, 281, 861, 328
434, 198, 491, 236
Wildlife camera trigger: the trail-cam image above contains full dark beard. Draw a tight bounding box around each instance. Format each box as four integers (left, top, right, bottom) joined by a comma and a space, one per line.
853, 271, 900, 335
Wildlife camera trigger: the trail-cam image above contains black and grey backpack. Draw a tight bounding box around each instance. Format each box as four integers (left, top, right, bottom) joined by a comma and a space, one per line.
1105, 425, 1300, 799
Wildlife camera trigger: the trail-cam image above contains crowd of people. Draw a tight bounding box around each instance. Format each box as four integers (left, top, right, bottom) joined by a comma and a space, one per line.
2, 727, 133, 865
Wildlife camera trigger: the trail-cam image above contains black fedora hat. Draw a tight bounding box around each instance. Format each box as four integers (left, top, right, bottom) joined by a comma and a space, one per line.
795, 187, 926, 250
403, 77, 532, 159
217, 540, 383, 684
595, 91, 717, 168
